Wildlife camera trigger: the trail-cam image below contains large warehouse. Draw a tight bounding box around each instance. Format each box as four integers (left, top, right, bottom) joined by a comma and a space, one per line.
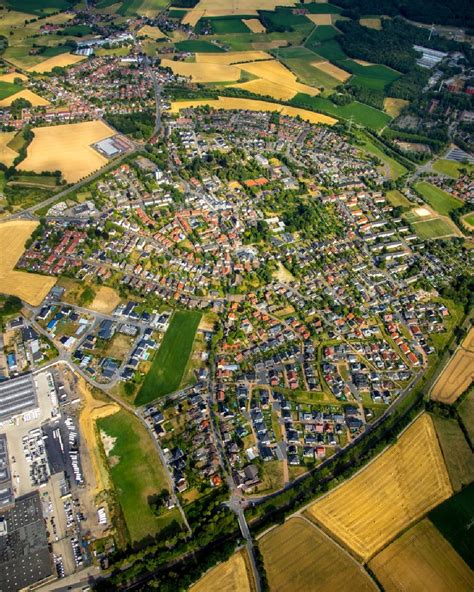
0, 374, 38, 423
0, 435, 14, 512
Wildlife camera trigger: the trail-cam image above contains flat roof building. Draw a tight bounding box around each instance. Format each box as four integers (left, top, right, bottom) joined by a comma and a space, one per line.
0, 374, 38, 423
0, 434, 14, 513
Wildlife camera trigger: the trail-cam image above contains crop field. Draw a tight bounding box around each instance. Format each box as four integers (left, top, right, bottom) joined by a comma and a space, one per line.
337, 59, 400, 91
0, 72, 27, 84
431, 415, 474, 492
0, 132, 18, 167
117, 0, 168, 17
294, 94, 391, 132
169, 96, 337, 125
313, 60, 350, 82
0, 88, 50, 107
458, 390, 474, 445
369, 519, 474, 592
28, 53, 85, 73
19, 120, 115, 183
137, 24, 166, 39
0, 80, 23, 100
306, 414, 452, 561
191, 550, 253, 592
231, 78, 296, 100
202, 16, 253, 34
136, 310, 202, 405
161, 59, 242, 82
386, 189, 411, 207
2, 1, 71, 15
412, 217, 461, 239
431, 328, 474, 403
306, 13, 333, 25
260, 517, 376, 592
360, 18, 382, 30
195, 51, 271, 64
432, 158, 473, 178
314, 39, 348, 61
88, 286, 121, 315
429, 484, 474, 569
414, 181, 463, 216
174, 40, 226, 53
98, 408, 176, 542
0, 221, 56, 306
243, 18, 265, 33
182, 0, 299, 25
277, 47, 341, 91
384, 97, 409, 117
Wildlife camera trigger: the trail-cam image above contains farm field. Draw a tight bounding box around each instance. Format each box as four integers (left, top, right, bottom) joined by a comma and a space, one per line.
201, 16, 253, 34
137, 24, 166, 39
306, 414, 452, 561
369, 519, 474, 592
195, 51, 271, 64
431, 327, 474, 404
97, 408, 176, 543
386, 189, 411, 207
182, 0, 299, 25
429, 483, 474, 569
174, 40, 226, 53
0, 132, 19, 167
458, 391, 474, 444
118, 0, 169, 17
161, 59, 242, 83
88, 286, 122, 315
259, 517, 376, 592
2, 1, 71, 15
336, 59, 400, 91
414, 181, 463, 216
136, 310, 202, 405
412, 217, 461, 240
169, 96, 337, 125
28, 53, 85, 73
190, 550, 253, 592
0, 220, 56, 306
432, 158, 473, 178
313, 60, 350, 82
276, 47, 341, 91
243, 18, 265, 33
360, 18, 382, 30
19, 120, 115, 183
431, 415, 474, 492
0, 89, 50, 107
0, 80, 23, 100
0, 72, 28, 83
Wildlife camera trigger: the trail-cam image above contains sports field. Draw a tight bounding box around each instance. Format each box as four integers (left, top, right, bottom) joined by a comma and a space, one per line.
136, 310, 202, 405
414, 181, 463, 216
431, 328, 474, 404
0, 132, 19, 167
19, 120, 115, 183
191, 550, 253, 592
28, 53, 85, 73
429, 484, 474, 569
0, 221, 56, 306
0, 89, 50, 107
412, 217, 461, 239
169, 96, 337, 125
369, 519, 474, 592
260, 517, 376, 592
98, 408, 176, 542
431, 415, 474, 492
306, 414, 452, 561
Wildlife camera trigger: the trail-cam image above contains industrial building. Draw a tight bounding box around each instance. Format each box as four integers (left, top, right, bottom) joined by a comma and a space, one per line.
0, 435, 14, 512
0, 374, 38, 423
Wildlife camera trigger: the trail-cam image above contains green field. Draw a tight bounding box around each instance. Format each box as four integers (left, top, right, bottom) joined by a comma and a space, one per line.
260, 8, 309, 30
458, 391, 474, 445
3, 0, 72, 14
306, 25, 339, 43
98, 409, 180, 543
386, 189, 411, 207
356, 132, 407, 179
429, 483, 474, 569
136, 310, 202, 405
412, 218, 458, 239
337, 59, 400, 90
312, 39, 347, 61
305, 2, 342, 14
117, 0, 168, 15
432, 415, 474, 492
199, 16, 252, 34
294, 93, 391, 132
0, 80, 23, 100
414, 181, 464, 216
277, 47, 340, 92
174, 40, 226, 53
463, 213, 474, 227
432, 158, 474, 178
61, 24, 93, 36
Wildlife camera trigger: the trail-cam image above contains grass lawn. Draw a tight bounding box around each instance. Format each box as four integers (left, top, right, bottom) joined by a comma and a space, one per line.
462, 212, 474, 229
429, 483, 474, 569
136, 310, 202, 405
294, 93, 391, 132
306, 39, 347, 60
277, 47, 340, 92
412, 218, 459, 239
98, 409, 180, 543
386, 189, 411, 207
432, 158, 473, 178
0, 80, 23, 100
174, 40, 226, 53
414, 181, 464, 216
356, 132, 407, 178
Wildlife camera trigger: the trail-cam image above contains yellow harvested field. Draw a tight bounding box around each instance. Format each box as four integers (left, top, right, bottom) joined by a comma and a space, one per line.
28, 53, 86, 73
161, 58, 241, 83
231, 78, 296, 101
238, 59, 319, 97
0, 221, 56, 306
0, 132, 18, 167
312, 60, 351, 82
0, 72, 28, 83
0, 10, 36, 26
384, 97, 409, 117
20, 120, 115, 183
369, 520, 474, 592
182, 0, 298, 24
243, 18, 266, 33
137, 24, 166, 39
190, 550, 252, 592
169, 96, 337, 125
360, 18, 382, 29
77, 376, 120, 496
306, 13, 333, 25
195, 51, 271, 64
260, 517, 377, 592
306, 414, 452, 561
431, 328, 474, 404
0, 89, 50, 107
89, 286, 121, 315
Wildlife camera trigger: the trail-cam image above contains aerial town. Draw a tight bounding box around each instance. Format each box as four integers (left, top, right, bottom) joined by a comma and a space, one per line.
0, 0, 473, 591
